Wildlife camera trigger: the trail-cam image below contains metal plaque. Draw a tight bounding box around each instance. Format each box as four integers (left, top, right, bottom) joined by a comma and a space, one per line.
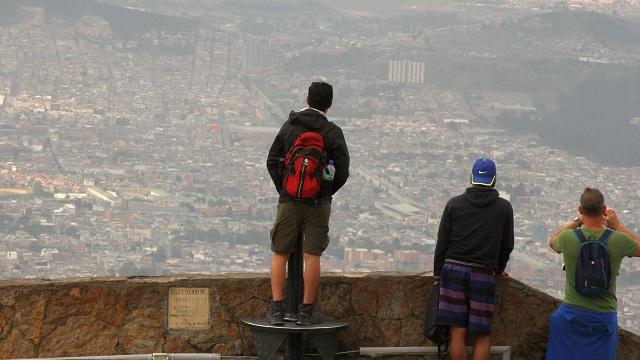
167, 287, 210, 330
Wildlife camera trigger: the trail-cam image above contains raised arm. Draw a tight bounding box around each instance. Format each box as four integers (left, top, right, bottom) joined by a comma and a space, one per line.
548, 218, 580, 250
605, 208, 640, 257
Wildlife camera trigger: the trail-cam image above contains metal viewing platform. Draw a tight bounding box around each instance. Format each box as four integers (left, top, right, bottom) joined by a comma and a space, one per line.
241, 233, 348, 360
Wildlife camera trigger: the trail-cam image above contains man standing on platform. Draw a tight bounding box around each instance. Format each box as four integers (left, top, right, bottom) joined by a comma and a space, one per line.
434, 158, 514, 360
546, 188, 640, 360
266, 81, 350, 326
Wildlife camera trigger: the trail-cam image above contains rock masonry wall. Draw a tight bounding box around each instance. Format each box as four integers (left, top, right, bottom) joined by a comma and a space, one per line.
0, 273, 638, 359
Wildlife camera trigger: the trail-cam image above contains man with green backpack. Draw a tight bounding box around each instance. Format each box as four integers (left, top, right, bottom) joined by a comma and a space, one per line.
547, 187, 640, 360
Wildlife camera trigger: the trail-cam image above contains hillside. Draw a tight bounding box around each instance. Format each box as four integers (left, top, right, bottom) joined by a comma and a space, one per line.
516, 10, 640, 47
0, 0, 196, 37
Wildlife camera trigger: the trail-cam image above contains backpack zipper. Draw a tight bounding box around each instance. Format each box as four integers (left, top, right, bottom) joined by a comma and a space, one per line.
297, 158, 308, 198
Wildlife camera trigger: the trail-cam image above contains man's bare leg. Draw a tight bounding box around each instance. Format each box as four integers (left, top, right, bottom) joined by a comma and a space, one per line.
303, 253, 320, 304
270, 252, 290, 301
472, 334, 491, 360
450, 327, 468, 360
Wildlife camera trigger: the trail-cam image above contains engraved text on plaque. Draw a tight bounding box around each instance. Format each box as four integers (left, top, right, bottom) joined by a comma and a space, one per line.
168, 287, 210, 330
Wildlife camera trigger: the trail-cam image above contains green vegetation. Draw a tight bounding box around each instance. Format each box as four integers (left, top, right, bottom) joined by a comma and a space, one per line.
387, 10, 640, 166
10, 0, 196, 38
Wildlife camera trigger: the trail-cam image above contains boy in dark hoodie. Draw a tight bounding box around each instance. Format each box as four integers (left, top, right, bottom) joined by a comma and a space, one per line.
265, 81, 350, 325
433, 158, 514, 360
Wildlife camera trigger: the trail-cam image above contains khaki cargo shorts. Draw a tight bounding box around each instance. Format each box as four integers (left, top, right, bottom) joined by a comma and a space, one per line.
270, 201, 331, 256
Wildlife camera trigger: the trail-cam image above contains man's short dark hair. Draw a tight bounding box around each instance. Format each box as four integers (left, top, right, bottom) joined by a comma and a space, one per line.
308, 82, 333, 112
580, 187, 605, 217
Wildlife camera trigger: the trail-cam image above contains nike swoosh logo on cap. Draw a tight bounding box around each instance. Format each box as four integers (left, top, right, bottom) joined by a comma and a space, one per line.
479, 170, 488, 174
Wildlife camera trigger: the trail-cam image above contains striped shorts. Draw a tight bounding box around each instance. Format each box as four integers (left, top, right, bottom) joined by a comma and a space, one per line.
437, 262, 496, 334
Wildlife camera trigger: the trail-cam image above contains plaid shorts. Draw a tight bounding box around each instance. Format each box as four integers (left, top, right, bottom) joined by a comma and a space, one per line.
437, 262, 496, 334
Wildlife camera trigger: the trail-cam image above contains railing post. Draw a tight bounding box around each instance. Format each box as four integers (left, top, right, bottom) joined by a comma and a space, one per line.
285, 232, 304, 360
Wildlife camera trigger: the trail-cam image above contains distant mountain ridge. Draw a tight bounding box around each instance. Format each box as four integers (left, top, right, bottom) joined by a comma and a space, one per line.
0, 0, 196, 36
506, 11, 640, 166
516, 10, 640, 47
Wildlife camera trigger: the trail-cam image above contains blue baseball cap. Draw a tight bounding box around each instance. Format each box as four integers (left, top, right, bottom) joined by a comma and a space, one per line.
471, 158, 496, 187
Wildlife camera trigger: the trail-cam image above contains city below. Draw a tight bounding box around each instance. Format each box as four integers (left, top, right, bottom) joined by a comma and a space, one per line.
0, 0, 639, 335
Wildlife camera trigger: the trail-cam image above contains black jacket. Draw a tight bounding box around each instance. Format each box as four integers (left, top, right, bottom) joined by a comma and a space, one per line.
266, 108, 350, 202
434, 187, 514, 276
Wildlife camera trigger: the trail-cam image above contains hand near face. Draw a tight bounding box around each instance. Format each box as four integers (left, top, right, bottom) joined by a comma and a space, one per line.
604, 208, 621, 230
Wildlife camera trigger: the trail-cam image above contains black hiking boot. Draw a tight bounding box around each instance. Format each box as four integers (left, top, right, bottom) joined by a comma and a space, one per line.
296, 303, 321, 326
267, 299, 285, 326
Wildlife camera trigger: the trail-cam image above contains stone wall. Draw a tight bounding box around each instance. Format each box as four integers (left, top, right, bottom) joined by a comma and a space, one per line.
0, 273, 638, 359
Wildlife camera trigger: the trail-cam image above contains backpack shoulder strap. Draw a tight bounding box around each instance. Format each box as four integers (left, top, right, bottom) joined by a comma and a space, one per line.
573, 228, 588, 244
318, 121, 335, 136
598, 228, 614, 246
314, 122, 335, 153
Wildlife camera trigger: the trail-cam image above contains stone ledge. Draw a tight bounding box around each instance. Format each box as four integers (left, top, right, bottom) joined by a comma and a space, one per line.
0, 273, 636, 360
0, 272, 433, 290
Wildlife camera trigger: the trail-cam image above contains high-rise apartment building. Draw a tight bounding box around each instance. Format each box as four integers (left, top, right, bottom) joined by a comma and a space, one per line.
388, 60, 425, 84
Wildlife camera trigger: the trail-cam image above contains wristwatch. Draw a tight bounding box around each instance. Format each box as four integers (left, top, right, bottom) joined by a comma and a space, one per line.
573, 217, 582, 227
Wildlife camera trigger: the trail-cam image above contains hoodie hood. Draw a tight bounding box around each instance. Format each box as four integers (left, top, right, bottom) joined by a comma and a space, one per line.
463, 186, 499, 208
288, 108, 328, 130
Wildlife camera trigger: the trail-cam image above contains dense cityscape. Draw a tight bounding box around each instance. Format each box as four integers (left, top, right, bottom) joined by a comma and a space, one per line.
1, 0, 640, 333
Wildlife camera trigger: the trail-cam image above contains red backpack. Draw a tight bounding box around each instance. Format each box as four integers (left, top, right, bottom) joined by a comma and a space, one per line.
282, 126, 331, 201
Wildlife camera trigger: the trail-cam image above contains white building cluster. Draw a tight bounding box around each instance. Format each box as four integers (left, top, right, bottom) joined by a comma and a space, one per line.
387, 61, 426, 84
